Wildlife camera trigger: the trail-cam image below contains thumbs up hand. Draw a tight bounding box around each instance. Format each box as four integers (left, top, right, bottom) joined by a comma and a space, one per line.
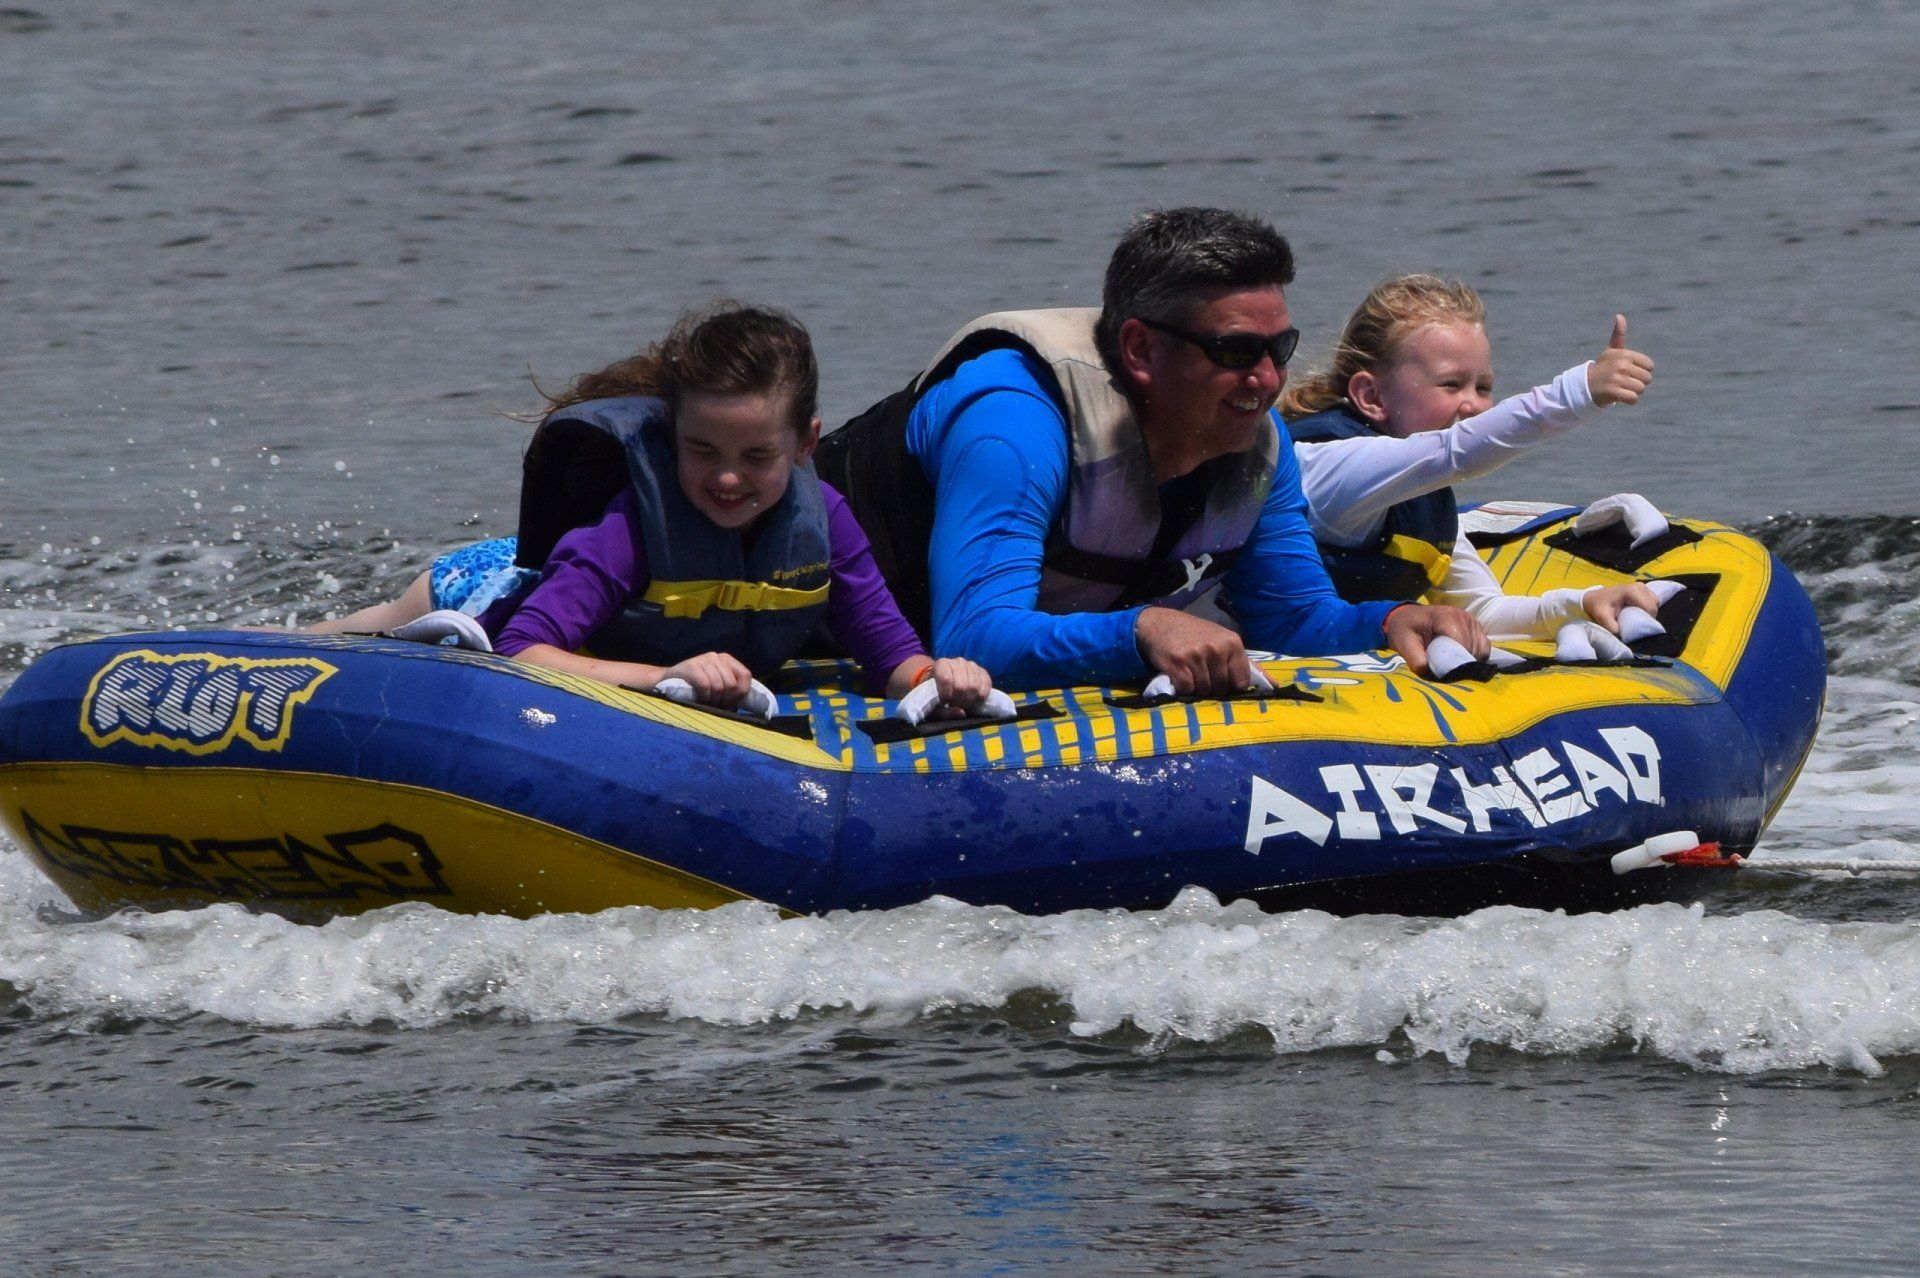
1586, 313, 1655, 407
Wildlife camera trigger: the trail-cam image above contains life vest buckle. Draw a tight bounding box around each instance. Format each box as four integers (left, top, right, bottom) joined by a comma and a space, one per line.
713, 580, 763, 611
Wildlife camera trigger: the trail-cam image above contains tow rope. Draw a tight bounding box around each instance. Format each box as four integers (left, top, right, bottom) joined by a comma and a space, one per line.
1612, 832, 1920, 876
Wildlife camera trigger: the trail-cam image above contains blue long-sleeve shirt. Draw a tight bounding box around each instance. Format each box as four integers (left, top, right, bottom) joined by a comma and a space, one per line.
906, 349, 1397, 688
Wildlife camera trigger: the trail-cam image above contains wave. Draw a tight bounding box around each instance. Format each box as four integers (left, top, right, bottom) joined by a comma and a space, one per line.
0, 530, 431, 677
2, 863, 1917, 1075
1749, 514, 1920, 680
1750, 512, 1920, 576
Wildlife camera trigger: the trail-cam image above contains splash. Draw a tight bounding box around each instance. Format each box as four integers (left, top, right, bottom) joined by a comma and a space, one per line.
2, 866, 1917, 1076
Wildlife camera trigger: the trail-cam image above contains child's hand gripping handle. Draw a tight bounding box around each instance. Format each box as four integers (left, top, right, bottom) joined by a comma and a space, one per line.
653, 676, 779, 720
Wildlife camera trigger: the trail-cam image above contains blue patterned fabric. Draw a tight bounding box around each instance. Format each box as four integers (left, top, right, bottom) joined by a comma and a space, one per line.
428, 537, 539, 617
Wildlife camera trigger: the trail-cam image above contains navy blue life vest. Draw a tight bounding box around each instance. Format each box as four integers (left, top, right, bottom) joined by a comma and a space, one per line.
1286, 406, 1457, 604
514, 395, 831, 678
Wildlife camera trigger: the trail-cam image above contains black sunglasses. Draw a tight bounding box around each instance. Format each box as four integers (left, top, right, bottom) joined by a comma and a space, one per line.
1141, 317, 1301, 371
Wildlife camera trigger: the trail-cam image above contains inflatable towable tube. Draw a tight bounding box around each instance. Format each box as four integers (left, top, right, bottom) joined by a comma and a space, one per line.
0, 504, 1825, 919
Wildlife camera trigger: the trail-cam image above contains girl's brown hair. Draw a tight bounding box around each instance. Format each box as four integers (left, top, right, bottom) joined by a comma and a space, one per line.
1277, 275, 1486, 418
537, 301, 819, 433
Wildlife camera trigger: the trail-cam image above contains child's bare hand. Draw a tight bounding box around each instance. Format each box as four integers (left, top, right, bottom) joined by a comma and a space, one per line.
1587, 314, 1655, 407
1582, 582, 1662, 634
661, 651, 753, 708
928, 657, 994, 719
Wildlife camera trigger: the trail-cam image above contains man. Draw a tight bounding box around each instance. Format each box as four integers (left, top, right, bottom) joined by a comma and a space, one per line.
817, 207, 1486, 692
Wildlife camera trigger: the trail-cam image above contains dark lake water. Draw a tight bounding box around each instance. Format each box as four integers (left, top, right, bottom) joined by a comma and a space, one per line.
3, 1, 1919, 1272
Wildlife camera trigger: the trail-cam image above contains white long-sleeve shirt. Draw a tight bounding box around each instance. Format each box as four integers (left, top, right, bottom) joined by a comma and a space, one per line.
1294, 363, 1603, 640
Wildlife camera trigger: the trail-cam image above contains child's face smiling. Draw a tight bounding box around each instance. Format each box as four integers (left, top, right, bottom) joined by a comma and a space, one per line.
674, 390, 818, 530
1355, 320, 1495, 438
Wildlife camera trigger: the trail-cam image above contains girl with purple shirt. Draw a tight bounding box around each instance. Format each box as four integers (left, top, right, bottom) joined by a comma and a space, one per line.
317, 304, 995, 716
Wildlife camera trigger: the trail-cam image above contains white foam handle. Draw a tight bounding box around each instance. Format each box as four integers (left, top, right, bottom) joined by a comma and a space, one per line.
1142, 665, 1275, 701
1557, 620, 1632, 662
651, 676, 697, 704
1611, 830, 1701, 875
738, 680, 777, 720
652, 676, 777, 720
892, 681, 1019, 726
1614, 606, 1666, 644
1556, 622, 1596, 663
387, 609, 493, 652
1574, 493, 1669, 548
1646, 579, 1685, 604
1425, 636, 1477, 680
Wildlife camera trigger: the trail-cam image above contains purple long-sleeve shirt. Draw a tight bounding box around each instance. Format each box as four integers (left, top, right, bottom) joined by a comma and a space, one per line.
487, 479, 925, 693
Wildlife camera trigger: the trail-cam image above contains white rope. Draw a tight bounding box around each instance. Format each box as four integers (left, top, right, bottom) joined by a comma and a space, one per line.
1742, 858, 1920, 875
1613, 832, 1920, 877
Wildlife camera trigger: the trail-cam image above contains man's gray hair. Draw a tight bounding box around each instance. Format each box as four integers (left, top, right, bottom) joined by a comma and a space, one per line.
1094, 207, 1296, 374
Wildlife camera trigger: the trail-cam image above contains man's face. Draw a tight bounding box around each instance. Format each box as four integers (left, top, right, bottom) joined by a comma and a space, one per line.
1125, 286, 1291, 467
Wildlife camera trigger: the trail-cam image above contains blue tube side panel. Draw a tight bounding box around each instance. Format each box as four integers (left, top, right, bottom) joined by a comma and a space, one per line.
0, 634, 847, 908
0, 594, 1805, 916
1720, 554, 1827, 819
833, 700, 1760, 913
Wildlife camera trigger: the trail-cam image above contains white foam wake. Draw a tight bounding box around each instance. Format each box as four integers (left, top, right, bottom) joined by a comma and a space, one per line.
1755, 672, 1920, 861
3, 862, 1918, 1076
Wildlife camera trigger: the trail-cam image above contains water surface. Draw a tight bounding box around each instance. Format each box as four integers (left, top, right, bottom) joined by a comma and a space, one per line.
4, 2, 1919, 1272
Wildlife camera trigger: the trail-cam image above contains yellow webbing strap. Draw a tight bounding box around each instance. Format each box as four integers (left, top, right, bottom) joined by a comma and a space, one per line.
1384, 534, 1453, 589
642, 578, 829, 619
